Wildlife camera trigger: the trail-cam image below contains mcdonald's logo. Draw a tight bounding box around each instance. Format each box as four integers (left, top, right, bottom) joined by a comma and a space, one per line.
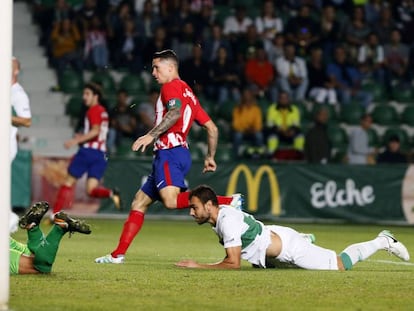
226, 164, 281, 216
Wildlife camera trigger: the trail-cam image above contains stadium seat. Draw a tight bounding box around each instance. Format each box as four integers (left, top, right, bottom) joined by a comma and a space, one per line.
382, 127, 410, 151
392, 84, 414, 103
327, 125, 348, 150
339, 103, 364, 125
90, 71, 116, 94
59, 69, 83, 94
65, 95, 83, 119
217, 100, 236, 122
119, 74, 146, 96
294, 102, 311, 127
371, 104, 399, 126
215, 144, 233, 162
401, 105, 414, 126
367, 128, 380, 147
362, 80, 385, 103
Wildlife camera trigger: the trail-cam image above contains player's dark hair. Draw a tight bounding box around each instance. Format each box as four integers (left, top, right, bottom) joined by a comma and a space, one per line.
84, 82, 102, 102
153, 49, 179, 66
189, 185, 219, 206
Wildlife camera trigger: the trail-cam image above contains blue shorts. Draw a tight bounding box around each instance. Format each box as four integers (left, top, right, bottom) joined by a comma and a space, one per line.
141, 146, 191, 201
68, 147, 107, 180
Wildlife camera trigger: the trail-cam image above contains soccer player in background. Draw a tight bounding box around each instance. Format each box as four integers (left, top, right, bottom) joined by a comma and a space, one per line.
52, 83, 121, 217
10, 56, 32, 233
10, 201, 91, 274
95, 49, 242, 264
176, 185, 410, 270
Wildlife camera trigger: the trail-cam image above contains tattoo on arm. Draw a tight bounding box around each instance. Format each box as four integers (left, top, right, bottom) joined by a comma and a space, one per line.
148, 107, 181, 139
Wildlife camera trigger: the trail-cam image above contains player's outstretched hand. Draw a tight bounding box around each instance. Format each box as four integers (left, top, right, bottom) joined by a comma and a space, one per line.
132, 134, 154, 152
203, 157, 217, 173
175, 259, 199, 268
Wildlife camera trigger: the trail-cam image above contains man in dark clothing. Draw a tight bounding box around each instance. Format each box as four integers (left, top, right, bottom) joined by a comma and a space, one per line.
377, 135, 407, 164
304, 106, 331, 163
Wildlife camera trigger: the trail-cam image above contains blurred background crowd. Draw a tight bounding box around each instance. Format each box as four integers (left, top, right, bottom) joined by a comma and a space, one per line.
28, 0, 414, 164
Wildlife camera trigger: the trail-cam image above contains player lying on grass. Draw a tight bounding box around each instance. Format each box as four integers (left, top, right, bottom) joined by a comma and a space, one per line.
175, 185, 410, 270
10, 201, 91, 274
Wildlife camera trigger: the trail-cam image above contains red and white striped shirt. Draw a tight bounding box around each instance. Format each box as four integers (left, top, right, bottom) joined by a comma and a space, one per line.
154, 79, 210, 151
82, 104, 109, 152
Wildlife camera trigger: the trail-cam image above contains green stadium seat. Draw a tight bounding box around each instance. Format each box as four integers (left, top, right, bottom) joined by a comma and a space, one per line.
217, 100, 236, 122
65, 95, 83, 119
401, 105, 414, 126
371, 104, 399, 126
294, 102, 311, 127
392, 84, 414, 103
382, 127, 410, 151
90, 71, 116, 94
367, 128, 380, 147
119, 74, 146, 95
215, 144, 234, 162
362, 80, 386, 102
59, 69, 83, 94
327, 125, 348, 150
339, 103, 364, 125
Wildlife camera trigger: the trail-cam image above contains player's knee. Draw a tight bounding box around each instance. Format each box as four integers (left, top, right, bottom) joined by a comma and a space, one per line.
162, 198, 177, 210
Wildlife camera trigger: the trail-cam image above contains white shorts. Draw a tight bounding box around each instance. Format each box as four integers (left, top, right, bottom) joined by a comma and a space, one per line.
268, 225, 339, 270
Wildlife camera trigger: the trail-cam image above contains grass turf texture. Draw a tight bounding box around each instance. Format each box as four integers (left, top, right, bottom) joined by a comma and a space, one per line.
9, 219, 414, 311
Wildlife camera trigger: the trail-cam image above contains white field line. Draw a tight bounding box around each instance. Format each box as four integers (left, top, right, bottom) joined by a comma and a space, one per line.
367, 259, 414, 266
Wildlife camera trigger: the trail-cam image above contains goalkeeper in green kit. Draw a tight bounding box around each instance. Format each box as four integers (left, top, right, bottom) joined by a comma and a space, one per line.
9, 201, 91, 274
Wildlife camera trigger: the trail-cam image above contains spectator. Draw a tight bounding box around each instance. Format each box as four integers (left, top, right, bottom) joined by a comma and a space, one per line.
112, 17, 144, 73
384, 29, 411, 95
284, 5, 320, 56
264, 32, 285, 65
107, 89, 137, 154
37, 0, 75, 49
107, 0, 137, 54
202, 23, 233, 63
236, 24, 263, 62
172, 21, 197, 62
142, 26, 171, 69
180, 45, 210, 96
74, 0, 103, 35
192, 3, 215, 40
372, 4, 396, 45
394, 0, 414, 44
275, 43, 309, 103
307, 46, 337, 105
327, 46, 373, 108
232, 88, 264, 159
163, 0, 195, 41
364, 0, 382, 25
254, 0, 284, 40
134, 89, 157, 137
49, 18, 83, 90
319, 5, 341, 61
376, 135, 407, 164
344, 6, 372, 61
304, 106, 331, 164
208, 46, 241, 108
357, 32, 386, 90
244, 45, 278, 102
347, 114, 376, 165
266, 91, 304, 155
135, 0, 161, 41
83, 15, 110, 70
222, 5, 253, 46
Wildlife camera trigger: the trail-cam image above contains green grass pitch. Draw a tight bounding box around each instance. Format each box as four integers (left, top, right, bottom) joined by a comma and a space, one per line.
9, 219, 414, 311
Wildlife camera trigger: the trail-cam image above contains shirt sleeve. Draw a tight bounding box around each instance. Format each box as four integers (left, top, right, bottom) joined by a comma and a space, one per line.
13, 90, 31, 118
218, 212, 243, 249
88, 106, 103, 126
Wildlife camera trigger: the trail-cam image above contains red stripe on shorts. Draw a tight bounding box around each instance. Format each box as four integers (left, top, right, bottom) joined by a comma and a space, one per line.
163, 161, 172, 185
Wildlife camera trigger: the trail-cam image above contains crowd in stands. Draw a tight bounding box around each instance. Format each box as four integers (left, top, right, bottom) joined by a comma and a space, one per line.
29, 0, 414, 164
